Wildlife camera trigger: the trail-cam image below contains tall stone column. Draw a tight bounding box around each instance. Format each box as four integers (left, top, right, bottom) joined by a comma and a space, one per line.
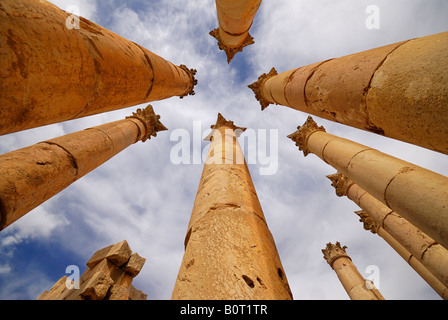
322, 242, 384, 300
327, 172, 448, 291
210, 0, 262, 63
0, 105, 166, 231
172, 114, 292, 300
288, 116, 448, 250
0, 0, 197, 136
249, 32, 448, 154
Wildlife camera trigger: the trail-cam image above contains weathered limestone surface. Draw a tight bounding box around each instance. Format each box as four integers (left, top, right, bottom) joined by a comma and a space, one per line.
0, 0, 197, 135
0, 105, 166, 231
251, 32, 448, 154
289, 116, 448, 251
38, 240, 147, 300
172, 114, 292, 300
378, 229, 448, 300
328, 172, 448, 295
322, 242, 384, 300
210, 0, 262, 63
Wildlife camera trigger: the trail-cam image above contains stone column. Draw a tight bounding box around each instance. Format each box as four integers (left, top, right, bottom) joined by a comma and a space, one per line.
0, 105, 166, 231
0, 0, 197, 136
322, 242, 384, 300
288, 116, 448, 250
327, 172, 448, 292
250, 32, 448, 154
171, 114, 292, 300
38, 240, 147, 300
210, 0, 262, 63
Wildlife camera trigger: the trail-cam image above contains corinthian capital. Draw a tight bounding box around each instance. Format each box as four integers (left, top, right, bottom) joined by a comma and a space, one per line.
287, 116, 326, 156
126, 104, 168, 142
204, 113, 247, 141
210, 28, 255, 63
322, 242, 351, 269
178, 64, 198, 99
355, 210, 380, 234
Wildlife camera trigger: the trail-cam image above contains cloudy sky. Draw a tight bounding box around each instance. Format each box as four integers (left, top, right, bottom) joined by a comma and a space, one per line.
1, 0, 447, 300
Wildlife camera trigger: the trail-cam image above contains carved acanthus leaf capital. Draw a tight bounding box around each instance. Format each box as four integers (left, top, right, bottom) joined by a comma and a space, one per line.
248, 67, 278, 111
178, 64, 198, 99
355, 210, 380, 234
209, 28, 254, 63
126, 104, 168, 142
326, 172, 354, 197
322, 242, 351, 269
204, 113, 247, 141
287, 116, 326, 157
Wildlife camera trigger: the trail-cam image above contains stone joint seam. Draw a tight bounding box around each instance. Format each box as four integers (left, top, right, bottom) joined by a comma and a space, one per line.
133, 43, 156, 100
220, 21, 254, 37
344, 147, 375, 173
300, 59, 335, 110
187, 205, 269, 242
125, 118, 144, 142
381, 209, 396, 230
364, 39, 412, 132
85, 127, 117, 150
319, 138, 332, 164
420, 241, 439, 261
40, 141, 79, 176
0, 197, 6, 231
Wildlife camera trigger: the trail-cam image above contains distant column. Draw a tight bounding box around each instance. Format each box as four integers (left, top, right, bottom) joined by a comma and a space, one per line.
327, 172, 448, 299
0, 105, 166, 231
210, 0, 262, 63
0, 0, 197, 135
322, 242, 384, 300
172, 114, 292, 300
288, 116, 448, 250
38, 240, 147, 300
249, 32, 448, 154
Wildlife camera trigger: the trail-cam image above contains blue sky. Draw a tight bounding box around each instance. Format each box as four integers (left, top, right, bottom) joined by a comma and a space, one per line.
1, 0, 448, 300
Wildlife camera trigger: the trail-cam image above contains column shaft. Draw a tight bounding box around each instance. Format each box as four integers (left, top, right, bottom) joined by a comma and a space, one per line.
322, 242, 384, 300
289, 116, 448, 250
0, 105, 166, 230
250, 32, 448, 154
0, 0, 196, 135
172, 114, 292, 300
378, 226, 448, 299
210, 0, 262, 63
327, 173, 448, 289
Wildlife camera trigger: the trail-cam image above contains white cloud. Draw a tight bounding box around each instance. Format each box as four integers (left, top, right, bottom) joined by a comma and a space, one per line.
0, 265, 11, 275
1, 205, 69, 246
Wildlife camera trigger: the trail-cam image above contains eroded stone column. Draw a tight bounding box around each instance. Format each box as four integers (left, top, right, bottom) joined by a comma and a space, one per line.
172, 114, 292, 300
0, 105, 166, 231
0, 0, 197, 136
327, 172, 448, 293
288, 116, 448, 250
38, 240, 147, 300
250, 32, 448, 154
322, 242, 384, 300
355, 210, 448, 300
210, 0, 262, 63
